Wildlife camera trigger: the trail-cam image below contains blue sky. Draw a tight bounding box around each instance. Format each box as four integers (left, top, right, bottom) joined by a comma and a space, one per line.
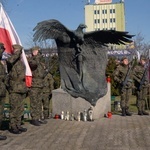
4, 0, 150, 48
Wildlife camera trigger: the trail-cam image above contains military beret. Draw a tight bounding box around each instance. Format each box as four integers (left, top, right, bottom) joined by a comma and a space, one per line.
12, 44, 23, 50
121, 56, 128, 61
140, 55, 146, 60
31, 46, 40, 52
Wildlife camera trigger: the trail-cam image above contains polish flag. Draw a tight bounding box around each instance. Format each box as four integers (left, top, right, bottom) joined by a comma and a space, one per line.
0, 3, 32, 87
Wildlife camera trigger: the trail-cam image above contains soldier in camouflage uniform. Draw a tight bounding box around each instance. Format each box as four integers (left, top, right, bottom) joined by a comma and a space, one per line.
7, 44, 28, 134
42, 72, 54, 119
113, 57, 133, 116
0, 43, 7, 140
132, 55, 149, 115
28, 46, 47, 126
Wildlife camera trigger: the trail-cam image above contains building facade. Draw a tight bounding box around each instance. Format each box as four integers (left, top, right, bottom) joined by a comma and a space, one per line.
84, 0, 126, 49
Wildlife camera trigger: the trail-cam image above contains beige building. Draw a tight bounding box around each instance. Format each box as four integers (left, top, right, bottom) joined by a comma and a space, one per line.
84, 0, 126, 49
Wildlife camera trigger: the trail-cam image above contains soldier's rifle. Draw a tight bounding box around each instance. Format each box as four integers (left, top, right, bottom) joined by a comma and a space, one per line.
138, 65, 148, 91
121, 60, 134, 88
43, 56, 59, 78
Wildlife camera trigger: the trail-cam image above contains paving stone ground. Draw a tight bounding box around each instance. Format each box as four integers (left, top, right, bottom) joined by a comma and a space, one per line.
0, 113, 150, 150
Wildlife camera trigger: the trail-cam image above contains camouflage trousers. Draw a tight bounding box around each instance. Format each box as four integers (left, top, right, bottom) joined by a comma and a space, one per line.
9, 93, 26, 129
42, 93, 52, 118
136, 87, 148, 111
29, 88, 42, 120
120, 88, 132, 109
0, 96, 5, 132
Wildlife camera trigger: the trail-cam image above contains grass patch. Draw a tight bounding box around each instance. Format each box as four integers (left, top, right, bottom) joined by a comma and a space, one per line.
111, 95, 137, 114
111, 95, 150, 114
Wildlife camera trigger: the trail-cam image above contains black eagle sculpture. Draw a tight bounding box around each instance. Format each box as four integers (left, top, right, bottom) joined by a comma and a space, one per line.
33, 19, 134, 106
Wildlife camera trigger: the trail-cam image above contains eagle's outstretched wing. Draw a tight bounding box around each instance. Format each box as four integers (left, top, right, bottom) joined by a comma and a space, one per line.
84, 30, 134, 47
33, 19, 72, 43
32, 19, 134, 106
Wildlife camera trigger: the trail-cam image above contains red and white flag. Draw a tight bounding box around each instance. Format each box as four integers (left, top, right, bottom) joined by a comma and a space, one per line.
0, 3, 32, 87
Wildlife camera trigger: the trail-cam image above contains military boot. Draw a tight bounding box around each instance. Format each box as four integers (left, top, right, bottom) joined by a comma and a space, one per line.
121, 108, 126, 116
142, 104, 149, 115
138, 110, 143, 115
0, 135, 7, 140
9, 127, 22, 134
30, 120, 41, 126
39, 119, 47, 124
142, 111, 149, 115
125, 107, 132, 116
17, 126, 27, 132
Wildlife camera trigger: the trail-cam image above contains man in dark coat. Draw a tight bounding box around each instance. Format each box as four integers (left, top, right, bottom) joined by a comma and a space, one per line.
132, 55, 149, 115
0, 42, 7, 140
113, 57, 133, 116
7, 44, 28, 134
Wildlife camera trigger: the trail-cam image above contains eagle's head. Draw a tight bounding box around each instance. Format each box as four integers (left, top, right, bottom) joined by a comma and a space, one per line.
78, 24, 87, 30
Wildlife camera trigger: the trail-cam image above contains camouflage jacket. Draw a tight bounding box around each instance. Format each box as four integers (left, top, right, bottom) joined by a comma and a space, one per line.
0, 61, 7, 96
6, 50, 28, 94
43, 73, 54, 93
28, 54, 46, 88
132, 63, 149, 89
113, 63, 133, 88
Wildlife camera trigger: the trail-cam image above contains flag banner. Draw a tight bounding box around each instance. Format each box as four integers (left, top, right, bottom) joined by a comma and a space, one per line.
0, 3, 32, 87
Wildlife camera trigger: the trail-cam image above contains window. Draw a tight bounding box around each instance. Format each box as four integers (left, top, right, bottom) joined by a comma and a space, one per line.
110, 18, 115, 23
110, 9, 115, 14
102, 19, 107, 23
113, 9, 115, 13
94, 19, 100, 24
94, 10, 100, 14
102, 9, 107, 14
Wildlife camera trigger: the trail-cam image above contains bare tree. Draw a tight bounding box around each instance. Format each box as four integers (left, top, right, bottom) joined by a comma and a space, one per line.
25, 31, 57, 50
134, 32, 150, 55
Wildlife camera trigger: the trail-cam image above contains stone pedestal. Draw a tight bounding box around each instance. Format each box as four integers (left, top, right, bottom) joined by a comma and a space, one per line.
52, 82, 111, 120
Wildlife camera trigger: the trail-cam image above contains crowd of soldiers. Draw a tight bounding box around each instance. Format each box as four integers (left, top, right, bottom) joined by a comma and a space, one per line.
1, 41, 150, 141
113, 56, 150, 116
0, 43, 54, 140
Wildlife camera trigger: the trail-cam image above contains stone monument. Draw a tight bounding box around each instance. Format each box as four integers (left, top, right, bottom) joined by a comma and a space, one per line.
52, 78, 111, 120
33, 19, 133, 119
